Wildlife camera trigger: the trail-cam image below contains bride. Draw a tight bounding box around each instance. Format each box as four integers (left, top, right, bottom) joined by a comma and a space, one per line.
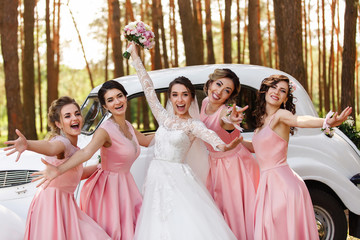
129, 44, 239, 240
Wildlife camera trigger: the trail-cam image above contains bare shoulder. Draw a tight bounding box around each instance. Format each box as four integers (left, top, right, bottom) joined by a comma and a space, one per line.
92, 127, 111, 143
277, 108, 295, 119
273, 109, 295, 127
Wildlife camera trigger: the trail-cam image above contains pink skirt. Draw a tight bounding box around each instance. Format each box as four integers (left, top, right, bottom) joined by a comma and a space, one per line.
206, 144, 260, 240
254, 164, 319, 240
24, 187, 110, 240
80, 168, 142, 240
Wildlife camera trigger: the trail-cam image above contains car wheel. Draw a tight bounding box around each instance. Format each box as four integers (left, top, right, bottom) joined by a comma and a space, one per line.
309, 188, 348, 240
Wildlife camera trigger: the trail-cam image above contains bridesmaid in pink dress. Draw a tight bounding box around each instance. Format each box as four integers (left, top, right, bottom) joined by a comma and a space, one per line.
34, 81, 154, 240
249, 75, 351, 239
200, 69, 259, 240
4, 96, 110, 240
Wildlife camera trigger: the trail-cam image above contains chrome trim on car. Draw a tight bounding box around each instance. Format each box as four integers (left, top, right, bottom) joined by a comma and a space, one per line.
0, 170, 38, 188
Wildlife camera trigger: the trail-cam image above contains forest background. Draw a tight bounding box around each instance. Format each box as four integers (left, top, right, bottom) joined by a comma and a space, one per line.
0, 0, 359, 143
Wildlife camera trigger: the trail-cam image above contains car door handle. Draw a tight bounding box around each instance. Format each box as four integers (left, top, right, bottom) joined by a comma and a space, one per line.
15, 188, 27, 194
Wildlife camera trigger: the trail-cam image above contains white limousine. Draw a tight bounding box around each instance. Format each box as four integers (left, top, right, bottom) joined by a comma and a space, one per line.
1, 64, 360, 240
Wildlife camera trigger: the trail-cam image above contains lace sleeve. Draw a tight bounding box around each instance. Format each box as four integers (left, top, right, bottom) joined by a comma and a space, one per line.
131, 57, 168, 125
189, 120, 224, 151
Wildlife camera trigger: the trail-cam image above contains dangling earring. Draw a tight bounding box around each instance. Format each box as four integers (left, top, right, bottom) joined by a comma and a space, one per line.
282, 102, 286, 108
60, 128, 65, 137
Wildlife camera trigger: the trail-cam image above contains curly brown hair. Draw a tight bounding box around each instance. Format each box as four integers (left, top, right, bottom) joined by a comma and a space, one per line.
253, 74, 296, 135
47, 96, 81, 138
203, 68, 240, 105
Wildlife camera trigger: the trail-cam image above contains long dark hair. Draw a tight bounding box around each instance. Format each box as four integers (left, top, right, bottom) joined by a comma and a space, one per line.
203, 68, 240, 105
168, 76, 196, 99
253, 74, 296, 135
98, 80, 128, 106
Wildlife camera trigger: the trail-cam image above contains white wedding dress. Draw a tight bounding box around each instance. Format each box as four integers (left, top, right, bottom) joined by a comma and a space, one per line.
132, 58, 237, 240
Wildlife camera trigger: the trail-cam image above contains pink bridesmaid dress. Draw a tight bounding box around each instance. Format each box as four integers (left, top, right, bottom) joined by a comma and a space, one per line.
80, 118, 142, 240
24, 135, 110, 240
200, 97, 260, 240
252, 116, 319, 240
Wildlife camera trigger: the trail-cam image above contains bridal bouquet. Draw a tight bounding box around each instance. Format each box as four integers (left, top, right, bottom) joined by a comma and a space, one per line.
122, 21, 155, 59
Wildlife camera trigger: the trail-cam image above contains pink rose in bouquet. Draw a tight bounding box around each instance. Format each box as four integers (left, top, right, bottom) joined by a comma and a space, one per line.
123, 21, 155, 59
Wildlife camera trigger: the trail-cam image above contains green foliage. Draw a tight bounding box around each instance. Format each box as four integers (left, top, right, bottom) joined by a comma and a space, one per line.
338, 117, 360, 150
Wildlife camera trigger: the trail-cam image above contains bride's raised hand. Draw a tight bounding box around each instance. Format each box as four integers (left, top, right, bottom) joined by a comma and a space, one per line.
4, 129, 28, 162
327, 106, 352, 127
128, 42, 139, 59
31, 158, 61, 189
217, 135, 243, 152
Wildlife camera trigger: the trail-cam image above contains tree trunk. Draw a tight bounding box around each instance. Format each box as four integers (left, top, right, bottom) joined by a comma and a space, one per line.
54, 0, 60, 98
35, 5, 43, 133
302, 0, 308, 92
223, 0, 232, 63
46, 0, 57, 115
105, 16, 110, 81
1, 0, 24, 140
108, 0, 124, 78
242, 0, 247, 63
273, 0, 307, 91
152, 0, 162, 70
205, 0, 215, 64
217, 0, 224, 60
125, 0, 134, 21
307, 1, 313, 100
328, 0, 336, 110
193, 0, 204, 64
236, 0, 241, 63
248, 0, 262, 65
341, 0, 357, 121
317, 0, 323, 115
22, 0, 37, 139
177, 0, 201, 65
169, 0, 179, 67
336, 0, 341, 112
158, 0, 169, 68
322, 0, 330, 111
266, 0, 272, 68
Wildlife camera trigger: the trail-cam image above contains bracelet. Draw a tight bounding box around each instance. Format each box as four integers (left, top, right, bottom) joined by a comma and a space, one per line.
221, 116, 243, 132
321, 111, 334, 138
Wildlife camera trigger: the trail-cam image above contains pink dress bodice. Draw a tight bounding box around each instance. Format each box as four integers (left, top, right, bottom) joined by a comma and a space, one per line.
45, 135, 82, 193
200, 97, 240, 153
252, 125, 288, 170
99, 119, 140, 172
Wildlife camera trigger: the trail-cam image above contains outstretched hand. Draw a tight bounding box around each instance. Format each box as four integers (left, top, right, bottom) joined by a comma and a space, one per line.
229, 105, 249, 125
31, 158, 60, 189
327, 107, 352, 127
3, 129, 28, 162
217, 135, 243, 152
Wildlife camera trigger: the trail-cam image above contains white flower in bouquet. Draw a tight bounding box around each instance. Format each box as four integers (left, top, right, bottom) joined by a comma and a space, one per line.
123, 21, 155, 59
